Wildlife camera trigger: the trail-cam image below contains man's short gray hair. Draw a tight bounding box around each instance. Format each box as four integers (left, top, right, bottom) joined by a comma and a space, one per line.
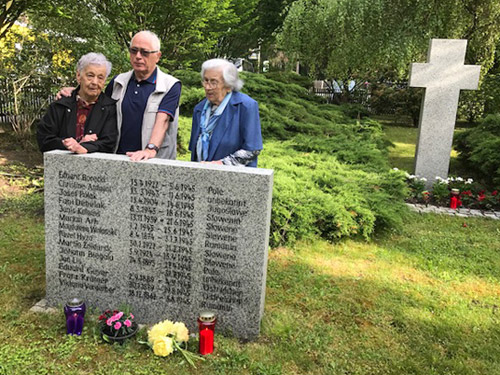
201, 58, 244, 91
130, 30, 161, 51
76, 52, 112, 78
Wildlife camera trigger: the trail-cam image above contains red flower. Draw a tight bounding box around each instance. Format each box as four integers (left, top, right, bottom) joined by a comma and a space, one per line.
462, 222, 468, 227
492, 190, 498, 196
98, 314, 106, 320
478, 193, 485, 202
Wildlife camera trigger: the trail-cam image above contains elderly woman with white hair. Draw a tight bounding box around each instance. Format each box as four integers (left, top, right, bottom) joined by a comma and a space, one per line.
189, 58, 263, 167
37, 52, 117, 154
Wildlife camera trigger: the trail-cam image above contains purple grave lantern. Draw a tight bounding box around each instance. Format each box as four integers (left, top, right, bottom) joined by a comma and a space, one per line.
64, 298, 86, 335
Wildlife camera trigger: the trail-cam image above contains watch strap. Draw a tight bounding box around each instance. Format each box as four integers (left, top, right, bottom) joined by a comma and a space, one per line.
146, 143, 159, 153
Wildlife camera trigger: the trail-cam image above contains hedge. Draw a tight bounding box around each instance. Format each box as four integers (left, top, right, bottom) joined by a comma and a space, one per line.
174, 70, 408, 247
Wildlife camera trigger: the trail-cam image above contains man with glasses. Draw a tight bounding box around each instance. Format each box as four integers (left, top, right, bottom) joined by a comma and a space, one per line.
105, 30, 181, 161
58, 31, 181, 161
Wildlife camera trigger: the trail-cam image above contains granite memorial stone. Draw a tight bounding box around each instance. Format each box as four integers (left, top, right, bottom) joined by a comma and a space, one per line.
409, 39, 480, 187
43, 151, 273, 340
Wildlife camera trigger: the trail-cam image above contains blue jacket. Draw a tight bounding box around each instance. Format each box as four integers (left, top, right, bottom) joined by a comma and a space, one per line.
189, 91, 263, 167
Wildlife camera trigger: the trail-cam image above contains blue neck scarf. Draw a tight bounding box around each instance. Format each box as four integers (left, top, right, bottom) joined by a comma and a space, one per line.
196, 92, 233, 161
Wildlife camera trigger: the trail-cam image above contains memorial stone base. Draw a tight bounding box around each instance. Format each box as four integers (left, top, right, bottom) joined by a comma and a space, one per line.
43, 151, 273, 340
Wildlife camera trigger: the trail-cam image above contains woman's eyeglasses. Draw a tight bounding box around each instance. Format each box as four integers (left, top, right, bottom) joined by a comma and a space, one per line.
202, 79, 221, 88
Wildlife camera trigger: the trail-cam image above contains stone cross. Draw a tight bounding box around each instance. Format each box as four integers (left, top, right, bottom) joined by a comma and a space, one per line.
409, 39, 480, 186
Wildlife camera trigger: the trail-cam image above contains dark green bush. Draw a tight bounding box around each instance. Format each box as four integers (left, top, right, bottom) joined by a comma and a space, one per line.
172, 69, 205, 114
178, 86, 205, 115
260, 142, 407, 247
340, 103, 370, 119
481, 73, 500, 116
172, 69, 200, 87
369, 83, 422, 126
454, 114, 500, 186
177, 70, 408, 247
262, 72, 313, 89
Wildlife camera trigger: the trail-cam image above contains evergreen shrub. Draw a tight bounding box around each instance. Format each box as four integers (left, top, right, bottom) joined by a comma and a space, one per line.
173, 70, 205, 114
340, 103, 370, 119
244, 74, 407, 246
454, 114, 500, 186
369, 83, 422, 126
260, 142, 407, 246
263, 72, 313, 90
176, 70, 408, 246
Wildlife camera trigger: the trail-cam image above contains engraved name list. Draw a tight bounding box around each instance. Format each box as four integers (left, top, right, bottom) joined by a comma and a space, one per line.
44, 152, 273, 340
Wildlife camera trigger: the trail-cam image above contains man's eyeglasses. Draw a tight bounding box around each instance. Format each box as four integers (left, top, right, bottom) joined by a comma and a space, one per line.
129, 47, 159, 57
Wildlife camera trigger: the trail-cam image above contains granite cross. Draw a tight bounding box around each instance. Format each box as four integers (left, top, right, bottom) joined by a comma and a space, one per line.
409, 39, 481, 187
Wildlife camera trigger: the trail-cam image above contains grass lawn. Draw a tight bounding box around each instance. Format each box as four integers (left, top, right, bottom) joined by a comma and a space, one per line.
0, 195, 499, 375
382, 125, 418, 172
383, 125, 471, 177
0, 113, 498, 374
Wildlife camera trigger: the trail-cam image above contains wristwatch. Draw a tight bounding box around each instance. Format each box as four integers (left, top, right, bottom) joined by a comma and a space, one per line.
146, 143, 159, 153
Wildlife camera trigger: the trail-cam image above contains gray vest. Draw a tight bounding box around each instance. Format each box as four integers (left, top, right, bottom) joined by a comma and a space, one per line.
111, 67, 180, 159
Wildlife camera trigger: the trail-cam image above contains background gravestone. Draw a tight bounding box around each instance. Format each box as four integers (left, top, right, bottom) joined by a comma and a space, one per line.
409, 39, 480, 187
43, 151, 273, 340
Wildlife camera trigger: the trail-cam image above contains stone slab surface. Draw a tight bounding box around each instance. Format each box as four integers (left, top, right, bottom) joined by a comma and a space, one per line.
43, 151, 274, 340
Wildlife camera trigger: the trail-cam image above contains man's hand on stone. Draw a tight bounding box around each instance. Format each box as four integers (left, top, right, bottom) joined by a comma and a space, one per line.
80, 134, 98, 143
55, 87, 75, 100
63, 137, 88, 154
126, 149, 156, 161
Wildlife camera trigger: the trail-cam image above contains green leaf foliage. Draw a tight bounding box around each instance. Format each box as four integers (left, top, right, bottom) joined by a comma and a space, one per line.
260, 142, 407, 246
454, 114, 500, 186
279, 0, 500, 83
177, 71, 408, 247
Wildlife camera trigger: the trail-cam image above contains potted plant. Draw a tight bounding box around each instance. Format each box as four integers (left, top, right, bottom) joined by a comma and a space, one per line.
98, 309, 137, 344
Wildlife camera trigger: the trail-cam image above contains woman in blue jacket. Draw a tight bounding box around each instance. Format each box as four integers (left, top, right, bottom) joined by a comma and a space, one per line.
189, 59, 263, 167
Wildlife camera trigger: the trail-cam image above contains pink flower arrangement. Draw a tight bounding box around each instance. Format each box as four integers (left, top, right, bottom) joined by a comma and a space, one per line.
99, 309, 136, 339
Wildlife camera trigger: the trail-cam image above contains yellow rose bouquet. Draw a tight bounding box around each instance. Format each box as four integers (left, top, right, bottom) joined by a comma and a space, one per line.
144, 319, 203, 367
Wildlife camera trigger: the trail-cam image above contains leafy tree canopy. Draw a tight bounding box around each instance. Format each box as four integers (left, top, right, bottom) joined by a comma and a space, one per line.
4, 0, 299, 78
27, 0, 260, 72
1, 0, 29, 39
278, 0, 500, 82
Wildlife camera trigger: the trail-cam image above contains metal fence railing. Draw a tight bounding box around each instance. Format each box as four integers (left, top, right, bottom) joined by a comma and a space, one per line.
0, 78, 54, 124
312, 88, 336, 103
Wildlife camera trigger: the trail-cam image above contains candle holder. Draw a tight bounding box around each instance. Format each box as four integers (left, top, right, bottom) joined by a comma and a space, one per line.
197, 311, 216, 355
64, 298, 86, 335
450, 188, 460, 210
